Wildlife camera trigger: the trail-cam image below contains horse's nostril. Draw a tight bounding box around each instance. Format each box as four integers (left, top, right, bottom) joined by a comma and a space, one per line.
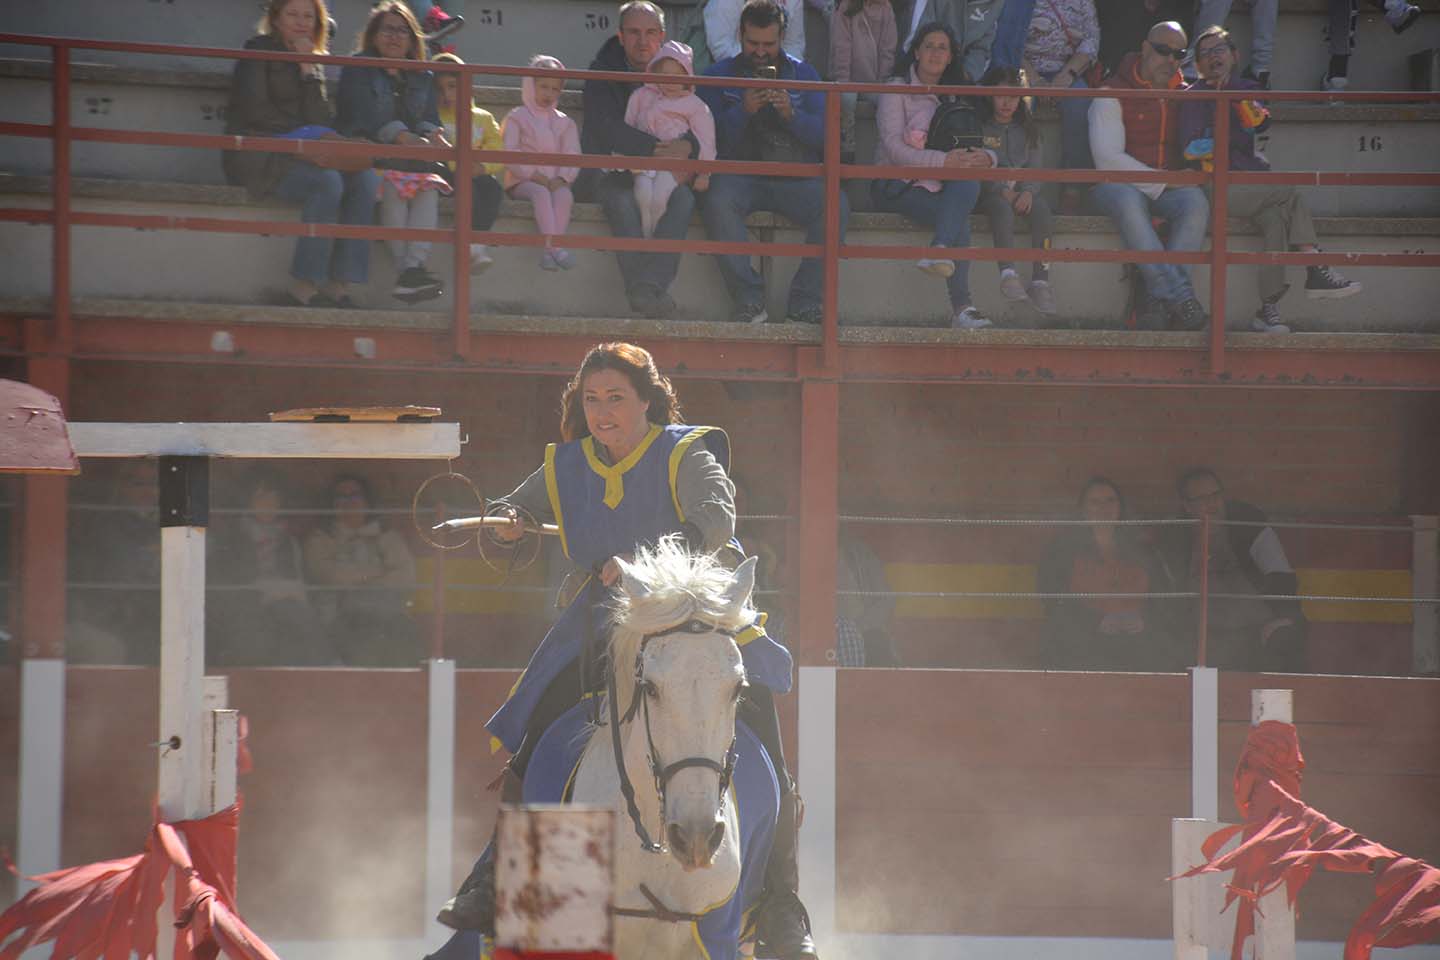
667, 822, 691, 858
706, 821, 725, 856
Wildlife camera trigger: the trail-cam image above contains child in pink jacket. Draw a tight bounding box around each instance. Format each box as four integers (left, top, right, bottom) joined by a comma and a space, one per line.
622, 41, 716, 238
502, 55, 581, 270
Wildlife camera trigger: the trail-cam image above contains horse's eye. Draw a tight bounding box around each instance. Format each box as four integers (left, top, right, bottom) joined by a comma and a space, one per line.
642, 679, 660, 701
733, 681, 748, 703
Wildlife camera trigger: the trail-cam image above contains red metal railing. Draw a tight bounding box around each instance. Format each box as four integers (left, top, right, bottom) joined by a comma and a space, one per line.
3, 32, 1439, 374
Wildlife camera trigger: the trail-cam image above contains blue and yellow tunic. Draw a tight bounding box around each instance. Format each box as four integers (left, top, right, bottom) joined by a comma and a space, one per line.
486, 423, 793, 755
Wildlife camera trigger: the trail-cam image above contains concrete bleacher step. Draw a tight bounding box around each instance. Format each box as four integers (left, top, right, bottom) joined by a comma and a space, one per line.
0, 0, 1436, 89
3, 57, 1435, 216
3, 173, 1437, 331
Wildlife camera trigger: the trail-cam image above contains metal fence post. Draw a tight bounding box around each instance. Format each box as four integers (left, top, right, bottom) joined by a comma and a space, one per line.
52, 42, 72, 348
822, 89, 842, 371
1207, 88, 1230, 374
450, 63, 474, 361
1197, 513, 1211, 668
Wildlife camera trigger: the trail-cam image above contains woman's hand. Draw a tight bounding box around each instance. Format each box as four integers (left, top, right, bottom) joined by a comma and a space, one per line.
490, 507, 526, 543
1013, 190, 1034, 214
945, 148, 993, 168
530, 171, 551, 186
429, 131, 453, 149
396, 131, 423, 146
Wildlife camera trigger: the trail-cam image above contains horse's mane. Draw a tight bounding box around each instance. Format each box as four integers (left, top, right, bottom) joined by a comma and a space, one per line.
605, 536, 753, 718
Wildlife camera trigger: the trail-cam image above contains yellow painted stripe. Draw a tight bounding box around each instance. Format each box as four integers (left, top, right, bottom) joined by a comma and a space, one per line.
668, 426, 721, 522
1298, 568, 1413, 624
581, 423, 662, 509
411, 556, 547, 615
543, 442, 569, 559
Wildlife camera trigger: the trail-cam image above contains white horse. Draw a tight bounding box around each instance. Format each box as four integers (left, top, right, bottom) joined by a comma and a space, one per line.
569, 538, 764, 960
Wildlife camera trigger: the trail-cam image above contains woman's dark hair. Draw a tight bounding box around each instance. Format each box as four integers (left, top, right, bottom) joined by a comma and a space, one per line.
357, 0, 425, 59
559, 342, 684, 443
978, 65, 1039, 146
894, 21, 969, 85
260, 0, 331, 53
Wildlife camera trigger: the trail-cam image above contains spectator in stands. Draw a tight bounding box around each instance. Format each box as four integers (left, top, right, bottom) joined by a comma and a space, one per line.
1180, 26, 1361, 334
1094, 0, 1189, 75
1159, 467, 1308, 673
1192, 0, 1278, 88
432, 53, 505, 274
706, 0, 807, 63
1088, 21, 1210, 332
223, 0, 379, 309
209, 470, 330, 666
1017, 0, 1098, 212
502, 55, 582, 271
304, 473, 419, 666
977, 66, 1058, 316
624, 41, 716, 237
337, 1, 450, 305
579, 2, 701, 320
892, 0, 1004, 85
1322, 0, 1421, 92
699, 0, 847, 325
66, 460, 160, 664
1037, 477, 1178, 671
829, 0, 898, 162
836, 532, 901, 666
872, 22, 997, 329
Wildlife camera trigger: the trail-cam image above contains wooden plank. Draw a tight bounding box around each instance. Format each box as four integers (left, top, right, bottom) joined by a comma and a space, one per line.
270, 405, 441, 422
67, 421, 461, 459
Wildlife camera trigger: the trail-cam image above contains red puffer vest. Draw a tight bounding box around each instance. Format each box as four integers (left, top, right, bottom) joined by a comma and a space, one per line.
1103, 53, 1183, 170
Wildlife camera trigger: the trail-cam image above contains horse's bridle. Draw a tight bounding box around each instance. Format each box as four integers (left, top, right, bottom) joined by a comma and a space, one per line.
607, 617, 741, 859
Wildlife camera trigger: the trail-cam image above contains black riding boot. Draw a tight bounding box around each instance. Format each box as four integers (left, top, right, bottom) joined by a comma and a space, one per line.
436, 768, 523, 934
754, 785, 819, 960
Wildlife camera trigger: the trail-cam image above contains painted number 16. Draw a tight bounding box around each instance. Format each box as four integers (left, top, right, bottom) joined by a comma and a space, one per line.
1357, 135, 1383, 152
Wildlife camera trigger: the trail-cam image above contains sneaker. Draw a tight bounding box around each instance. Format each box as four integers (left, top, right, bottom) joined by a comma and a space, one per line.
917, 257, 955, 279
999, 268, 1028, 301
551, 248, 576, 271
950, 306, 993, 330
1027, 279, 1058, 316
1134, 294, 1168, 330
1321, 73, 1349, 94
468, 244, 493, 274
1168, 297, 1209, 331
1305, 264, 1362, 299
539, 249, 560, 271
392, 266, 443, 303
642, 290, 678, 320
1250, 300, 1291, 333
734, 302, 769, 324
1385, 0, 1421, 32
785, 306, 823, 325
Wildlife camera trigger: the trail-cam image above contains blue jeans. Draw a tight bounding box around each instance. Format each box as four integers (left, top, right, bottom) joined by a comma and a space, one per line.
597, 171, 695, 304
271, 162, 378, 285
701, 174, 848, 313
872, 179, 982, 309
1090, 183, 1209, 303
1042, 72, 1094, 170
990, 0, 1038, 69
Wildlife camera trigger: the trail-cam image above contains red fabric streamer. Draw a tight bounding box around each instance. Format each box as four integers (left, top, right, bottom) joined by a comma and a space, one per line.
1176, 721, 1440, 960
0, 802, 280, 960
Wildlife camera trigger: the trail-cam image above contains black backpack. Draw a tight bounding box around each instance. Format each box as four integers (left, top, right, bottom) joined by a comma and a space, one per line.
924, 96, 984, 152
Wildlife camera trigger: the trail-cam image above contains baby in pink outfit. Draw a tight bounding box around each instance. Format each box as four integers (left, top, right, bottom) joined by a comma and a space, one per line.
503, 54, 581, 271
622, 41, 716, 238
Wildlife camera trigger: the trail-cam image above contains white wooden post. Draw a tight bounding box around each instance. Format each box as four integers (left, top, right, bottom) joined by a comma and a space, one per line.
16, 658, 65, 897
158, 523, 207, 822
424, 658, 456, 949
797, 666, 838, 951
1412, 516, 1438, 676
1252, 690, 1295, 960
1191, 667, 1219, 821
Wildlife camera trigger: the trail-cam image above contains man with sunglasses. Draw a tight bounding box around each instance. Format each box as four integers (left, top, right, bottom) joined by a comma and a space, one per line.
1088, 21, 1210, 331
1179, 26, 1362, 333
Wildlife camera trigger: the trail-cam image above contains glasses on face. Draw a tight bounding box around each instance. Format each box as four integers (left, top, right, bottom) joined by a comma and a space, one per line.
1198, 45, 1229, 60
1147, 40, 1186, 60
376, 24, 410, 39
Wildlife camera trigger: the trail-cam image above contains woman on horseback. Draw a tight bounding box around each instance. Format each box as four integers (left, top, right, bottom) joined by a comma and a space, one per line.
438, 341, 817, 960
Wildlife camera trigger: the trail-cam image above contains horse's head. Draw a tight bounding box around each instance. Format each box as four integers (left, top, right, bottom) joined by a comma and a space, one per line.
612, 539, 758, 871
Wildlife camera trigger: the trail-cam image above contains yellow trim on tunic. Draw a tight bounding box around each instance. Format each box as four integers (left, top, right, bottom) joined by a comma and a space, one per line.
667, 425, 721, 522
734, 611, 769, 648
543, 443, 569, 559
582, 423, 663, 509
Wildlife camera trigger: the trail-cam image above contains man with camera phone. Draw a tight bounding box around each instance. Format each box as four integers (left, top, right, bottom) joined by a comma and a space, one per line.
699, 0, 848, 326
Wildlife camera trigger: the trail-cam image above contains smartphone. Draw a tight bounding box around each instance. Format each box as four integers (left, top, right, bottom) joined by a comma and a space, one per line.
757, 65, 778, 80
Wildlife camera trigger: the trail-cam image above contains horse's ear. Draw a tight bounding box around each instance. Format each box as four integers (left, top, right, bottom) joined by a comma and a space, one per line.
720, 556, 758, 613
617, 556, 652, 603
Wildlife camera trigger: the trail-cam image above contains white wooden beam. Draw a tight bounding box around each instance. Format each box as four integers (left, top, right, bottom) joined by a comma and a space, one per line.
17, 658, 65, 897
68, 422, 462, 460
158, 525, 206, 822
1191, 667, 1218, 821
424, 658, 456, 950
